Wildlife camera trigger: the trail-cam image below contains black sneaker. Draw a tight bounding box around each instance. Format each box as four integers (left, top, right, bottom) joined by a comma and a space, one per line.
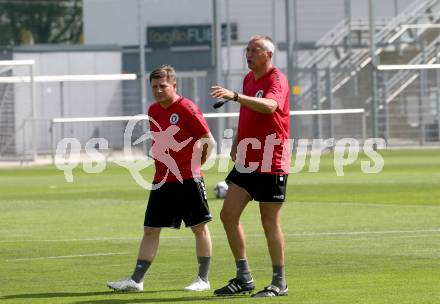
214, 278, 255, 296
251, 284, 288, 297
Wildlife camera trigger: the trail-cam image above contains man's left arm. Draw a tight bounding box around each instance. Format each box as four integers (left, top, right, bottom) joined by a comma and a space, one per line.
183, 104, 216, 165
199, 132, 216, 166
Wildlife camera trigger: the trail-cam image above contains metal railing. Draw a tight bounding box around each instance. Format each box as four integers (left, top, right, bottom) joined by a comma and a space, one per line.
298, 0, 440, 108
384, 37, 440, 104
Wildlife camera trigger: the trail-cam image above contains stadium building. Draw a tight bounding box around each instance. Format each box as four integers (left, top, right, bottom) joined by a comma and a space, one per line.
1, 0, 440, 160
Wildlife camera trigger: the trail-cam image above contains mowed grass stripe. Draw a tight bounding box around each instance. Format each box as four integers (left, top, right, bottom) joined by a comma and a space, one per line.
0, 149, 439, 304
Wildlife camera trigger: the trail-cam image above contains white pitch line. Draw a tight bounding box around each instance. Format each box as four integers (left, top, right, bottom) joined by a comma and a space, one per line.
4, 231, 440, 262
282, 229, 440, 237
0, 236, 140, 243
1, 229, 439, 244
299, 200, 440, 209
295, 234, 440, 243
6, 252, 128, 262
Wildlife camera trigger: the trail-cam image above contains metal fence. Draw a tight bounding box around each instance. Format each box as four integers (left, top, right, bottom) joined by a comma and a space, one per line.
3, 0, 440, 162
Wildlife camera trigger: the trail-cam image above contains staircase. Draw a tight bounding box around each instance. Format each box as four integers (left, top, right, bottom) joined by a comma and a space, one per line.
372, 34, 440, 140
297, 0, 440, 108
293, 0, 440, 142
381, 35, 440, 105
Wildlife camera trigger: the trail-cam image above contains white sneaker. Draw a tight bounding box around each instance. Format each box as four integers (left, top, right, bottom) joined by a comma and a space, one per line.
107, 277, 143, 291
184, 276, 210, 291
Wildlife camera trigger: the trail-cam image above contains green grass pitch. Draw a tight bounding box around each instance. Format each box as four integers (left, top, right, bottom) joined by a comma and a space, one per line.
0, 149, 439, 304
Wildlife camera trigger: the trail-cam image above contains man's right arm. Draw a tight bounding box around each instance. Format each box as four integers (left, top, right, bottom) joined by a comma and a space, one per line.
211, 85, 277, 114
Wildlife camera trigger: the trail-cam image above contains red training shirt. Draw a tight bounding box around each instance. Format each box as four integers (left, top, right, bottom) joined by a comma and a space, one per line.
148, 96, 210, 182
236, 67, 291, 174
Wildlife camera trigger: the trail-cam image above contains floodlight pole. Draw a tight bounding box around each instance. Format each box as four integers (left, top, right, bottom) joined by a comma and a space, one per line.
286, 0, 299, 146
393, 0, 401, 54
285, 0, 294, 89
60, 81, 65, 139
272, 0, 277, 66
213, 0, 224, 152
225, 0, 231, 89
369, 0, 379, 141
225, 0, 233, 130
345, 0, 352, 65
345, 0, 358, 95
30, 63, 37, 161
138, 0, 147, 114
325, 65, 335, 138
437, 45, 440, 141
138, 0, 148, 153
419, 40, 427, 146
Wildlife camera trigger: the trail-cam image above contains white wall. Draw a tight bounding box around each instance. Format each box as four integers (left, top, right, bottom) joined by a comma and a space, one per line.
84, 0, 212, 45
351, 0, 415, 18
84, 0, 415, 46
13, 51, 124, 154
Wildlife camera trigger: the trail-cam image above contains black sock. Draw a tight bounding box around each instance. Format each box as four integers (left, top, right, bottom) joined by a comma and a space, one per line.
271, 264, 286, 289
131, 259, 151, 283
236, 259, 253, 283
197, 256, 211, 282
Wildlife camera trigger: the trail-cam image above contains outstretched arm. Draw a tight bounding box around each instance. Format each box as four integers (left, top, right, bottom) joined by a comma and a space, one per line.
210, 85, 277, 114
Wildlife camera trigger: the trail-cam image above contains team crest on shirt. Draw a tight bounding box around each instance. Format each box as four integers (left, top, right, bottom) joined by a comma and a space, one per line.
169, 113, 179, 125
255, 90, 264, 98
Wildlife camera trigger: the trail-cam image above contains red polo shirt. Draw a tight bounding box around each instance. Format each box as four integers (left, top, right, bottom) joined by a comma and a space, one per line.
148, 97, 210, 182
236, 68, 291, 174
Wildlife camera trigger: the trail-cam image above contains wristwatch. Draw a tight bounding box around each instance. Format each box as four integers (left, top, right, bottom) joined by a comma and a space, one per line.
233, 91, 239, 102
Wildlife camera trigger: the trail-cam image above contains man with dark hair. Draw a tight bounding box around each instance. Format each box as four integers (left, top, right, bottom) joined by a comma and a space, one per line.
107, 65, 215, 292
211, 36, 291, 297
149, 64, 177, 83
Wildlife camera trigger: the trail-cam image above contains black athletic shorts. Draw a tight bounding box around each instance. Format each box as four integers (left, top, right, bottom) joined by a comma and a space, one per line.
144, 177, 212, 229
226, 166, 288, 203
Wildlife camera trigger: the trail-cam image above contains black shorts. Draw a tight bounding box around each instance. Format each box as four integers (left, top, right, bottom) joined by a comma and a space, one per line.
144, 177, 212, 229
226, 166, 288, 203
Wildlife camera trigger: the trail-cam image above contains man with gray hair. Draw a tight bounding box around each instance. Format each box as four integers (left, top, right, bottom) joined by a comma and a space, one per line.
211, 35, 291, 297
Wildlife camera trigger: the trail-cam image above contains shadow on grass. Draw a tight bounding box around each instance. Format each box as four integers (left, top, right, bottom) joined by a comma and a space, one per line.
0, 289, 179, 299
74, 295, 249, 304
1, 290, 250, 303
